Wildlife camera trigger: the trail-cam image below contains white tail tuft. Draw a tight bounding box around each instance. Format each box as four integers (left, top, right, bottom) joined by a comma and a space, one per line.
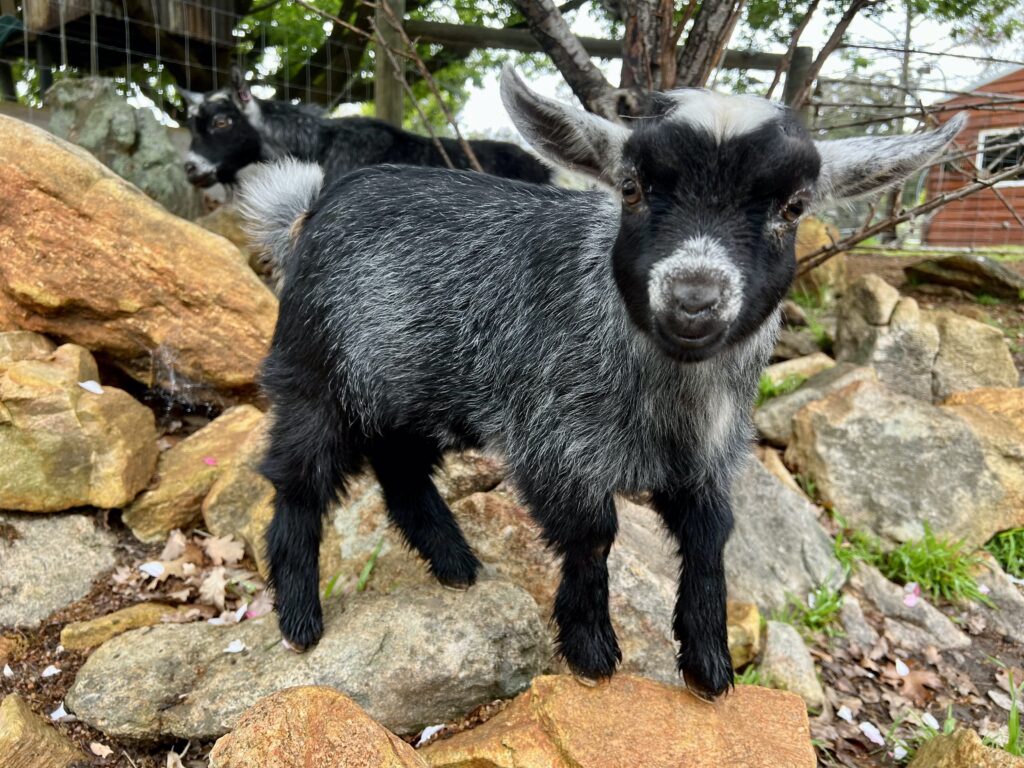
237, 159, 325, 292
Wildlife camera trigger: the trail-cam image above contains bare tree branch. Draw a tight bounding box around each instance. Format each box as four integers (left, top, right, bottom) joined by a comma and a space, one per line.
787, 0, 885, 109
511, 0, 618, 117
764, 0, 820, 100
797, 160, 1024, 275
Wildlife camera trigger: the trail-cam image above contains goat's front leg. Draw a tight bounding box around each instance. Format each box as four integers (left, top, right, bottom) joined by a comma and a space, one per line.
523, 486, 621, 681
651, 484, 735, 700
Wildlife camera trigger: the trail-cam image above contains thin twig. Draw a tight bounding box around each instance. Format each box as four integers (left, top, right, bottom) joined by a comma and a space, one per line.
373, 0, 484, 172
797, 160, 1024, 275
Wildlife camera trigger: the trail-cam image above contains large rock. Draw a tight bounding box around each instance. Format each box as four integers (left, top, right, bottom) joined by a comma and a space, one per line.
760, 621, 825, 711
792, 217, 846, 297
904, 253, 1024, 301
931, 311, 1019, 400
835, 275, 1017, 401
963, 554, 1024, 642
0, 114, 276, 400
0, 694, 83, 768
761, 353, 835, 388
0, 513, 118, 628
65, 579, 548, 740
209, 687, 427, 768
0, 335, 157, 511
421, 675, 816, 768
787, 379, 1024, 547
46, 77, 203, 220
124, 405, 263, 542
908, 727, 1024, 768
726, 459, 843, 612
755, 363, 877, 447
945, 387, 1024, 432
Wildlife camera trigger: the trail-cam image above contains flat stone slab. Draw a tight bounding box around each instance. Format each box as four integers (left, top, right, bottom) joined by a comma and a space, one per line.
0, 513, 117, 629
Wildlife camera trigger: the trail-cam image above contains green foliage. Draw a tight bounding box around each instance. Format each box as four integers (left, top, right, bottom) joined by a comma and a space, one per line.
356, 537, 385, 592
833, 524, 992, 606
890, 706, 959, 765
789, 285, 833, 312
975, 293, 1003, 306
735, 664, 764, 686
795, 473, 818, 501
755, 373, 807, 407
986, 528, 1024, 579
983, 660, 1023, 755
774, 582, 845, 640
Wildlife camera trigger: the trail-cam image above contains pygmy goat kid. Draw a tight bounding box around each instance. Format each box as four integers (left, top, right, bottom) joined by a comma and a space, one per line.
181, 68, 551, 188
243, 67, 963, 699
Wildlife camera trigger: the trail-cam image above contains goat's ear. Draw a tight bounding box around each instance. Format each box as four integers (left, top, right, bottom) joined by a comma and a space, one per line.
500, 65, 628, 183
812, 114, 966, 204
178, 87, 204, 115
231, 66, 253, 105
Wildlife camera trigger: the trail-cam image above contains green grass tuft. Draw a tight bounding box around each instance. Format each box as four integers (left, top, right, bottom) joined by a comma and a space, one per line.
755, 372, 807, 407
774, 582, 845, 640
735, 664, 764, 686
975, 293, 1003, 306
834, 523, 992, 607
356, 537, 385, 592
986, 528, 1024, 579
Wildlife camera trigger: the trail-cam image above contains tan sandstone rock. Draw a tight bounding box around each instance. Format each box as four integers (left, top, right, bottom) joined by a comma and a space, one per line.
124, 404, 264, 542
787, 379, 1024, 548
762, 352, 835, 387
908, 728, 1024, 768
945, 387, 1024, 433
0, 694, 83, 768
421, 675, 816, 768
60, 602, 188, 650
793, 217, 846, 297
0, 335, 157, 511
0, 114, 277, 400
209, 687, 427, 768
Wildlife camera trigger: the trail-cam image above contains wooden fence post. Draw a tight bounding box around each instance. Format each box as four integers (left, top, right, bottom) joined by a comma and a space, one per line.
374, 0, 405, 126
783, 45, 813, 120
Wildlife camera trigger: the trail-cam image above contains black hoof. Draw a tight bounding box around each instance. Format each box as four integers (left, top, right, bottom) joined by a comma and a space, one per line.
431, 549, 482, 590
678, 647, 734, 701
559, 621, 622, 681
277, 603, 324, 651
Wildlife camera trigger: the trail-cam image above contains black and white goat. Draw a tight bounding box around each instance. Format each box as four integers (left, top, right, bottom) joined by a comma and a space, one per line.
180, 70, 552, 188
242, 67, 962, 698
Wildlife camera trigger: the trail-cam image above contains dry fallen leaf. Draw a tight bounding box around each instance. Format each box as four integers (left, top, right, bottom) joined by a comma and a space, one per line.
90, 742, 113, 758
159, 530, 189, 561
900, 669, 942, 706
199, 567, 229, 611
203, 535, 245, 566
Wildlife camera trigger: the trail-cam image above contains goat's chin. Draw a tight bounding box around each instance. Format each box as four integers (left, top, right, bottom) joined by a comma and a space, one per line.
649, 322, 729, 363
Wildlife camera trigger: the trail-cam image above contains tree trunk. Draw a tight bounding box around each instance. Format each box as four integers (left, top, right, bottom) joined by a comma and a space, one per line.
620, 0, 676, 92
675, 0, 745, 87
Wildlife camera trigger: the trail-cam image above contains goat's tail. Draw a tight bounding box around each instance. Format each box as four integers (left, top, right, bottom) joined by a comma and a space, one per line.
237, 159, 325, 292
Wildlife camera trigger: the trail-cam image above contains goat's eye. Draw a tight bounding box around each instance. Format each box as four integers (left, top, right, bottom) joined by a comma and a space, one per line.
780, 193, 808, 223
211, 115, 233, 131
621, 177, 643, 207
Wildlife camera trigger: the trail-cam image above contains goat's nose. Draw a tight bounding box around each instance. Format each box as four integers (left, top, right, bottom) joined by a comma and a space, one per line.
184, 160, 197, 175
671, 280, 722, 316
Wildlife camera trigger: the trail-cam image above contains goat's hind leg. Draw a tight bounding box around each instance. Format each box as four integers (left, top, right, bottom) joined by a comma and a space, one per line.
652, 483, 735, 700
262, 396, 363, 650
369, 435, 481, 588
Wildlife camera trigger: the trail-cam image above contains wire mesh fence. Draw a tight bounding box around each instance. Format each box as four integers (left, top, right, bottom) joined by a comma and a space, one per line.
2, 0, 1023, 256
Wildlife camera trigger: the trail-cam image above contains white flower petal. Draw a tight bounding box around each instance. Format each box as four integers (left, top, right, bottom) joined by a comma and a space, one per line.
224, 639, 247, 654
895, 658, 910, 676
41, 665, 60, 678
78, 380, 104, 395
50, 702, 68, 721
837, 705, 854, 722
416, 724, 445, 747
2, 664, 13, 678
859, 721, 886, 746
922, 712, 940, 731
893, 745, 908, 760
139, 561, 165, 578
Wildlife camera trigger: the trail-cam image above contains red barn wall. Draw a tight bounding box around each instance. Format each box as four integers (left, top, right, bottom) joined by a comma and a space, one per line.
924, 68, 1024, 247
